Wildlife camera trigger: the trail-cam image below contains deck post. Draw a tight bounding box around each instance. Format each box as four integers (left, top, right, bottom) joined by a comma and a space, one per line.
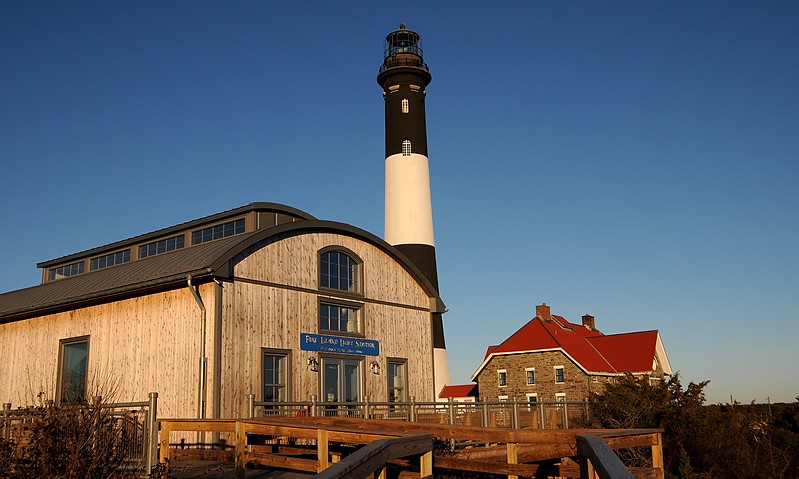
409, 396, 417, 423
317, 428, 329, 471
247, 393, 255, 419
540, 402, 546, 429
420, 450, 433, 477
512, 398, 520, 429
482, 399, 489, 427
311, 395, 318, 417
448, 396, 455, 425
507, 442, 519, 479
564, 401, 569, 429
651, 432, 665, 478
235, 420, 245, 479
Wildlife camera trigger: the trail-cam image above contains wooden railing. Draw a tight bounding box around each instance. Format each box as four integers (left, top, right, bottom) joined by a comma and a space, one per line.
159, 416, 665, 478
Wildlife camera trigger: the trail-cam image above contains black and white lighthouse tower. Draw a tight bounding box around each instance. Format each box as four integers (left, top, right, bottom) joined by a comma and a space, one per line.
377, 24, 450, 397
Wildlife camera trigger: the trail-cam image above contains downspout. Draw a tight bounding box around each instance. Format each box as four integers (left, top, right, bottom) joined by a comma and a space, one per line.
187, 275, 207, 420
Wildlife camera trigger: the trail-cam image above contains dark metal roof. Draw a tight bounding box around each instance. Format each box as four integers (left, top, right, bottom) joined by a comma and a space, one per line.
0, 220, 444, 323
37, 202, 316, 268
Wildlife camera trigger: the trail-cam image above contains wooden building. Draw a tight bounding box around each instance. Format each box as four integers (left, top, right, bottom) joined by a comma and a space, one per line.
0, 203, 445, 418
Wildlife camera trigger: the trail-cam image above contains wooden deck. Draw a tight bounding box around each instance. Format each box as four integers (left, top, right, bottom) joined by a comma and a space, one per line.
159, 416, 664, 478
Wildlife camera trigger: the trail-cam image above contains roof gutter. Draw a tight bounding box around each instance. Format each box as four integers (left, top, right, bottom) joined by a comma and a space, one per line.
187, 275, 207, 421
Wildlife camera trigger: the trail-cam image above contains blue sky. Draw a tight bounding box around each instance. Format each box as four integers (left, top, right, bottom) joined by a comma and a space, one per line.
2, 2, 797, 404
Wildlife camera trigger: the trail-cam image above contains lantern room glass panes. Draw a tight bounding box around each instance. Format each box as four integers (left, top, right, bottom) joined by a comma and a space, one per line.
401, 98, 409, 113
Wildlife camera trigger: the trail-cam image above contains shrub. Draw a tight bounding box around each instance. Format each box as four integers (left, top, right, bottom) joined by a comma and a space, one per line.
0, 397, 137, 479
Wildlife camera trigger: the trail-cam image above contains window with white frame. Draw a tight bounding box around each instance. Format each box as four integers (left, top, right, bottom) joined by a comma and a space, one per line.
555, 392, 566, 404
498, 369, 507, 387
401, 98, 409, 113
525, 368, 535, 385
498, 395, 509, 402
554, 366, 565, 383
402, 139, 411, 156
526, 393, 538, 410
387, 359, 407, 403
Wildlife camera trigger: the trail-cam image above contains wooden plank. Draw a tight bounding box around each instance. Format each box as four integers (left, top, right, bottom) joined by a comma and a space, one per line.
433, 456, 542, 476
284, 416, 581, 444
245, 452, 319, 472
170, 449, 233, 461
159, 419, 237, 433
450, 442, 577, 463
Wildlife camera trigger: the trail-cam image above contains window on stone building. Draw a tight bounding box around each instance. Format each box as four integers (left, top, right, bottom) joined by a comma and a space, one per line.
525, 368, 535, 385
554, 366, 565, 383
526, 393, 538, 410
498, 369, 507, 387
555, 392, 566, 405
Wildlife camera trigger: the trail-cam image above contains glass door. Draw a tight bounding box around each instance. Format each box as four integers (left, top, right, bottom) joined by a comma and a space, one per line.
321, 358, 362, 415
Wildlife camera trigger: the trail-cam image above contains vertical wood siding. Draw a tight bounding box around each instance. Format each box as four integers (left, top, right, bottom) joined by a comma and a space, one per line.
0, 286, 216, 419
220, 232, 434, 417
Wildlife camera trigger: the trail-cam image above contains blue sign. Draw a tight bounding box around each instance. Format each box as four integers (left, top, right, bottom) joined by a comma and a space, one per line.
300, 333, 380, 356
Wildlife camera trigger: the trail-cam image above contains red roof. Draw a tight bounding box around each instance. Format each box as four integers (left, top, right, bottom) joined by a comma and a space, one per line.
475, 311, 664, 377
439, 384, 478, 399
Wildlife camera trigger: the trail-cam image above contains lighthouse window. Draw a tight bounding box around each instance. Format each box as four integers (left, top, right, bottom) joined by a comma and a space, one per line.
402, 140, 412, 156
401, 98, 409, 113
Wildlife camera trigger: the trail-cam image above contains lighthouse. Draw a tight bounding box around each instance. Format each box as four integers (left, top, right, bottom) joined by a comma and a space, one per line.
377, 24, 450, 397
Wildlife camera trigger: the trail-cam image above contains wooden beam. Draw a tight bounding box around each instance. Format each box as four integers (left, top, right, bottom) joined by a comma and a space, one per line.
650, 433, 665, 479
244, 452, 319, 472
434, 456, 543, 475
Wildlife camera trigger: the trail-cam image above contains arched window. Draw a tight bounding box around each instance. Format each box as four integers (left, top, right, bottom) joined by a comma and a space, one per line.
402, 139, 412, 156
320, 250, 360, 293
401, 98, 409, 113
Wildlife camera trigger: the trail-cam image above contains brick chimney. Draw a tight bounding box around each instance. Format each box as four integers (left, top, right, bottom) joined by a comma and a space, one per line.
582, 314, 595, 331
536, 303, 551, 321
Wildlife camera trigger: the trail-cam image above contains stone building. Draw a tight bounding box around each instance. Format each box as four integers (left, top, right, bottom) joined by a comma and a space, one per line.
471, 304, 671, 405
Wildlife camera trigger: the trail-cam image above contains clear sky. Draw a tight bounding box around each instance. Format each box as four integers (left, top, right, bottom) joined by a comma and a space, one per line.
2, 2, 797, 404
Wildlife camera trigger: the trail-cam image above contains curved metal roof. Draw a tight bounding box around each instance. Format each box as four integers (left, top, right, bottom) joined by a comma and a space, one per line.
0, 219, 444, 323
